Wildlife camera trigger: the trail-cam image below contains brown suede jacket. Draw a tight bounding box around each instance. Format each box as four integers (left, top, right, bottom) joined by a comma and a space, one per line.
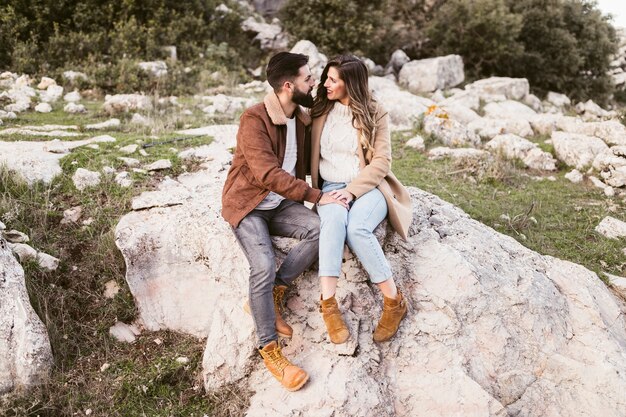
221, 93, 322, 227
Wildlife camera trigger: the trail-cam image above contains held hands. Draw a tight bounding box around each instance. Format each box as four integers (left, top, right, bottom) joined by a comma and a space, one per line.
318, 192, 350, 209
328, 189, 354, 204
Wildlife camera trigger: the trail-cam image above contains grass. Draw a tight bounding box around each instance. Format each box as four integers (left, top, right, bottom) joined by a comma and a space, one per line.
0, 96, 624, 416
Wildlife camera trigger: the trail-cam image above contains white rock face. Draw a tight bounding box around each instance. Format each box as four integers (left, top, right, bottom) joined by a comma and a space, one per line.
34, 102, 52, 113
290, 40, 327, 79
468, 117, 534, 140
424, 114, 481, 147
72, 168, 101, 191
114, 132, 626, 415
546, 91, 571, 108
241, 17, 288, 50
595, 216, 626, 239
558, 119, 626, 147
607, 273, 626, 299
103, 94, 152, 114
593, 146, 626, 188
39, 85, 63, 103
439, 103, 481, 125
551, 131, 609, 169
575, 99, 611, 119
63, 102, 86, 113
369, 76, 432, 130
485, 134, 556, 170
145, 159, 172, 171
0, 237, 53, 395
137, 61, 168, 77
465, 77, 530, 101
0, 136, 116, 185
399, 55, 464, 93
483, 100, 537, 120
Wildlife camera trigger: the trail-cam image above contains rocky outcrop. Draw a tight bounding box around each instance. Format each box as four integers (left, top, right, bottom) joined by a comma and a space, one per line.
0, 237, 53, 395
399, 55, 464, 94
115, 126, 626, 416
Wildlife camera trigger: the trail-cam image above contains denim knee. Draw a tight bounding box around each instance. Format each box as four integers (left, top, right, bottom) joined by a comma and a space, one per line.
249, 254, 276, 290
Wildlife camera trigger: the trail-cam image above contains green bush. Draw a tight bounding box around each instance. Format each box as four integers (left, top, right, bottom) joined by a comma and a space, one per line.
425, 0, 617, 103
0, 0, 260, 94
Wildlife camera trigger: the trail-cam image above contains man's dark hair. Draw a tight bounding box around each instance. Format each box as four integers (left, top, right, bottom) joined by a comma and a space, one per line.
266, 52, 309, 93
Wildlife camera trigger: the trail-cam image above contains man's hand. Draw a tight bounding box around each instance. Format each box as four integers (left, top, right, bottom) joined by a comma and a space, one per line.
328, 189, 354, 204
318, 192, 349, 209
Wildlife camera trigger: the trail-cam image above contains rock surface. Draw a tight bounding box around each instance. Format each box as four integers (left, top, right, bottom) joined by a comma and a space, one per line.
399, 55, 464, 93
0, 237, 53, 395
115, 131, 626, 416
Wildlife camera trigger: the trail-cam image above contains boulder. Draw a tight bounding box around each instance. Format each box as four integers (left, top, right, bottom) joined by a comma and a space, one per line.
103, 94, 152, 114
369, 76, 432, 130
483, 101, 537, 120
290, 40, 327, 80
565, 169, 583, 183
592, 146, 626, 188
468, 117, 534, 140
423, 114, 481, 147
405, 135, 425, 151
241, 17, 288, 50
36, 77, 56, 90
144, 159, 172, 171
63, 102, 86, 114
201, 94, 255, 117
386, 49, 411, 74
114, 131, 626, 415
551, 131, 609, 169
34, 102, 52, 113
546, 92, 571, 108
595, 216, 626, 239
62, 71, 88, 83
465, 77, 530, 101
399, 55, 464, 94
0, 237, 53, 395
39, 85, 63, 103
485, 134, 557, 171
137, 61, 168, 77
63, 91, 81, 103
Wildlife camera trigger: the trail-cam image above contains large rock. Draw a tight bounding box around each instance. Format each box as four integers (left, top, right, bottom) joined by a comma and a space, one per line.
241, 17, 288, 50
465, 77, 530, 101
113, 128, 626, 415
138, 61, 168, 77
39, 85, 63, 103
592, 146, 626, 188
468, 117, 534, 140
103, 94, 152, 114
551, 131, 609, 169
483, 100, 537, 120
423, 114, 481, 147
0, 237, 53, 395
486, 134, 557, 171
558, 119, 626, 147
399, 55, 464, 94
290, 40, 327, 80
369, 76, 432, 130
0, 136, 116, 185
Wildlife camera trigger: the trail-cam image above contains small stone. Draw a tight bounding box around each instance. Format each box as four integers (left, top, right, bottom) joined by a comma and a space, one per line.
118, 157, 140, 167
37, 77, 57, 90
176, 357, 189, 364
0, 221, 5, 230
604, 186, 615, 197
102, 166, 116, 175
100, 363, 110, 372
154, 338, 163, 345
60, 206, 82, 224
64, 102, 86, 113
139, 149, 148, 157
145, 159, 172, 171
35, 102, 52, 113
82, 217, 94, 226
104, 280, 120, 299
3, 229, 29, 243
72, 168, 101, 191
85, 118, 121, 130
120, 144, 139, 154
86, 144, 99, 150
63, 91, 81, 103
8, 243, 38, 262
109, 322, 138, 343
565, 169, 583, 183
85, 409, 92, 416
130, 113, 151, 127
92, 135, 116, 143
37, 252, 60, 271
595, 216, 626, 239
589, 176, 607, 190
405, 135, 426, 151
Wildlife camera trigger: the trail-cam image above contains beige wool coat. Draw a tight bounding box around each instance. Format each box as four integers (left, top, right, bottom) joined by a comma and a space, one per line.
310, 103, 412, 240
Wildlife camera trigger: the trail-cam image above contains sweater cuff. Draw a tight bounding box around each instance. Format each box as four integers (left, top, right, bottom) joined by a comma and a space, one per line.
304, 187, 323, 204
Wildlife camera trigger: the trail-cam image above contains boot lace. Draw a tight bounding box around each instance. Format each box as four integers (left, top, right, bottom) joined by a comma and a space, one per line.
266, 345, 291, 372
273, 286, 286, 311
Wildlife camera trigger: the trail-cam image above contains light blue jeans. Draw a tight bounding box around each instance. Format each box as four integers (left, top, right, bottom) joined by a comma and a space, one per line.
318, 181, 392, 283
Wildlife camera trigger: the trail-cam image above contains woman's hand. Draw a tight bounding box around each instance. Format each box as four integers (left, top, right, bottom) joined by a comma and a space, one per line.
328, 189, 354, 204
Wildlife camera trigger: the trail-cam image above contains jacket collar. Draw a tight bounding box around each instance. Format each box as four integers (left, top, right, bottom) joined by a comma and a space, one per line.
263, 92, 311, 127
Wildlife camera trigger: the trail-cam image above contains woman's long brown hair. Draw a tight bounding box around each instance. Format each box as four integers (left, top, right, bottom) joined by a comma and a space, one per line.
311, 55, 378, 152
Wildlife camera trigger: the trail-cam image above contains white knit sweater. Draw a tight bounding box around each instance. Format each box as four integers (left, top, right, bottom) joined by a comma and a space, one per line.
319, 103, 361, 184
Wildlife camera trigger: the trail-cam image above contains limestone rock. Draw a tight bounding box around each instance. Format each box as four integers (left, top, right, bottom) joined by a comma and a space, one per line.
36, 252, 59, 271
201, 94, 255, 117
63, 102, 86, 113
290, 40, 327, 79
485, 134, 556, 171
565, 169, 583, 183
546, 92, 571, 108
115, 171, 133, 188
145, 159, 172, 171
405, 135, 425, 151
369, 76, 432, 130
63, 91, 81, 103
117, 157, 140, 167
104, 280, 120, 299
428, 146, 491, 162
468, 117, 534, 140
423, 114, 480, 147
130, 113, 151, 127
439, 103, 481, 125
72, 168, 101, 191
483, 101, 537, 120
551, 131, 609, 169
138, 61, 168, 77
593, 146, 626, 188
399, 55, 464, 94
241, 17, 288, 50
8, 243, 38, 262
109, 322, 140, 343
0, 237, 53, 395
595, 216, 626, 239
607, 273, 626, 299
34, 102, 52, 113
39, 85, 63, 103
386, 49, 410, 74
465, 77, 530, 101
61, 206, 82, 224
103, 94, 152, 114
120, 144, 139, 154
36, 77, 56, 90
85, 118, 121, 130
62, 71, 88, 82
2, 230, 29, 243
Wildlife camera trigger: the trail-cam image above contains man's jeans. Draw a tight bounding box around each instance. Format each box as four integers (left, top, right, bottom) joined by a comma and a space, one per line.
231, 199, 320, 346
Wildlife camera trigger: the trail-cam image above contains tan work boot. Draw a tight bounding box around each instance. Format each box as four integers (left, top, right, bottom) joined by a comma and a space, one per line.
259, 340, 309, 391
373, 289, 407, 342
243, 285, 293, 338
320, 295, 349, 344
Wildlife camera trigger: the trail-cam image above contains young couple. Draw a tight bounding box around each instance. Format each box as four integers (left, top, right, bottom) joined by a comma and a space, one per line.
221, 52, 412, 392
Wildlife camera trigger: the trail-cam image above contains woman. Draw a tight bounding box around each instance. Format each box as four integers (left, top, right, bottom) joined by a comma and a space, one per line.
310, 55, 412, 344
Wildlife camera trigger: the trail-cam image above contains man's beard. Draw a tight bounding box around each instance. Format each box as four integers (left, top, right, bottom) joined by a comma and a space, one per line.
292, 87, 314, 108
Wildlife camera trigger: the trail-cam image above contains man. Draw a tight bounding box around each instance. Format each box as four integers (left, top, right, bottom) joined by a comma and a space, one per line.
221, 52, 345, 391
